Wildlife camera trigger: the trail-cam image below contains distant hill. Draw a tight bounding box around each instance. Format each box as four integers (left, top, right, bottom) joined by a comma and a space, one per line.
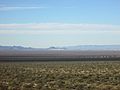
0, 45, 120, 51
48, 46, 66, 50
48, 45, 120, 51
0, 46, 33, 51
63, 45, 120, 51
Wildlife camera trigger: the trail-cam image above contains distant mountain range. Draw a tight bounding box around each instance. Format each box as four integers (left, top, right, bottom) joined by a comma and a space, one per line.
63, 45, 120, 51
0, 46, 33, 51
0, 45, 120, 51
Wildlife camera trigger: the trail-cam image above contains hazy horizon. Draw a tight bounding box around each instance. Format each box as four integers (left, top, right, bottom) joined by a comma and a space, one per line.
1, 44, 120, 49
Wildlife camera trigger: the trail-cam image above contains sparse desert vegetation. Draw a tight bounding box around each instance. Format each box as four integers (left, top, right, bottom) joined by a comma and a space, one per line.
0, 61, 120, 90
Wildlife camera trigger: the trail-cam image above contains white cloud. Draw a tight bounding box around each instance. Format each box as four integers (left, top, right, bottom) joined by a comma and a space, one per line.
0, 23, 120, 31
0, 4, 76, 11
0, 29, 82, 35
1, 30, 120, 35
0, 6, 47, 11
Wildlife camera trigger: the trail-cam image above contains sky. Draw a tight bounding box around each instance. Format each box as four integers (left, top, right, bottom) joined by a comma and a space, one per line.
0, 0, 120, 48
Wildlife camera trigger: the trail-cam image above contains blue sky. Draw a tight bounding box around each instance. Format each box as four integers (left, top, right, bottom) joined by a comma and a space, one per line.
0, 0, 120, 47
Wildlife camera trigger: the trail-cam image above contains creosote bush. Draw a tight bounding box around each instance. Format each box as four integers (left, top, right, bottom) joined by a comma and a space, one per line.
0, 61, 120, 90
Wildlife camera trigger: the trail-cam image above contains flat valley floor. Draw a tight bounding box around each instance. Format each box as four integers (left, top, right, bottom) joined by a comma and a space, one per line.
0, 61, 120, 90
